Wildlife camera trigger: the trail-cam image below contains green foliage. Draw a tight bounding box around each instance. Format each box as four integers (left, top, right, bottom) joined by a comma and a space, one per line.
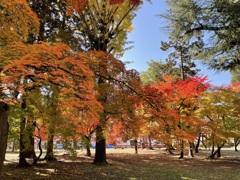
197, 85, 240, 146
140, 60, 179, 85
161, 0, 240, 70
231, 65, 240, 83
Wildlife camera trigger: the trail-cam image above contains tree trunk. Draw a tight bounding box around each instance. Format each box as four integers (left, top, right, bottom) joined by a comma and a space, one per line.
179, 140, 184, 159
208, 146, 222, 159
11, 139, 15, 152
211, 142, 215, 155
234, 138, 239, 152
148, 137, 153, 150
195, 134, 201, 153
24, 130, 36, 159
0, 102, 9, 179
94, 75, 108, 165
134, 139, 138, 154
201, 136, 207, 149
18, 117, 30, 167
33, 137, 42, 165
188, 142, 194, 157
85, 136, 91, 157
94, 125, 107, 165
44, 133, 56, 161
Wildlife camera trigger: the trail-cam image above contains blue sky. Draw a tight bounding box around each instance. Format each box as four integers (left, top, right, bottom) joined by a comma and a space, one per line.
122, 0, 231, 86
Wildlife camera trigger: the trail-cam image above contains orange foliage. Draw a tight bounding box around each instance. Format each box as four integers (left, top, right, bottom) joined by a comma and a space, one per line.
2, 42, 102, 137
67, 0, 142, 14
141, 75, 210, 146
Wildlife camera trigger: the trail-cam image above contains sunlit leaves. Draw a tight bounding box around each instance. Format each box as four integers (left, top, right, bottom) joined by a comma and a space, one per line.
141, 75, 210, 146
0, 0, 39, 43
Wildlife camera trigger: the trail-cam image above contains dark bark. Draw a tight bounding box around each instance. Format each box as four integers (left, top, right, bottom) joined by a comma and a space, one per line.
208, 143, 225, 159
85, 136, 91, 157
188, 142, 194, 157
134, 139, 138, 154
201, 136, 207, 149
24, 129, 36, 159
208, 147, 222, 159
93, 125, 107, 165
18, 99, 30, 167
18, 117, 30, 167
179, 140, 184, 159
44, 133, 56, 161
0, 102, 9, 179
211, 142, 215, 155
195, 134, 201, 153
33, 126, 42, 165
234, 138, 239, 152
165, 144, 174, 154
86, 145, 91, 157
33, 138, 42, 165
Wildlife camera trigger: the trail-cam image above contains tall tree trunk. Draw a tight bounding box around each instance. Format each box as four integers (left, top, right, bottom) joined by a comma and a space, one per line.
85, 136, 91, 157
195, 134, 201, 153
94, 125, 107, 165
94, 75, 107, 165
11, 139, 15, 152
211, 142, 215, 155
44, 133, 56, 161
188, 142, 194, 157
167, 146, 174, 155
0, 102, 9, 179
179, 140, 184, 159
18, 99, 30, 167
18, 117, 30, 167
24, 125, 36, 159
234, 138, 239, 152
148, 136, 153, 150
134, 139, 138, 154
201, 136, 207, 149
33, 127, 42, 166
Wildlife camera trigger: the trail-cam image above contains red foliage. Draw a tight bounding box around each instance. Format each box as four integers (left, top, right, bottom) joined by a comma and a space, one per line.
109, 0, 124, 5
129, 0, 141, 6
68, 0, 142, 13
142, 75, 210, 144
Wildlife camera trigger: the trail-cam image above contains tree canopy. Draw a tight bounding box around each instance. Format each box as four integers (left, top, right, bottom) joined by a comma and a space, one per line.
161, 0, 240, 70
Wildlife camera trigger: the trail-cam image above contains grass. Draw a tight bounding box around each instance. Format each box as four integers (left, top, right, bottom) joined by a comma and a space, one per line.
3, 148, 240, 180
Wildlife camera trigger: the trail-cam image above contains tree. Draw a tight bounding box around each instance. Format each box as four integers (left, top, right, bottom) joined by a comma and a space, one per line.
160, 40, 200, 80
231, 65, 240, 83
0, 102, 9, 179
0, 0, 39, 171
26, 0, 142, 164
83, 50, 141, 164
70, 0, 142, 165
196, 84, 240, 158
2, 42, 102, 166
161, 0, 240, 70
142, 75, 209, 158
140, 60, 179, 85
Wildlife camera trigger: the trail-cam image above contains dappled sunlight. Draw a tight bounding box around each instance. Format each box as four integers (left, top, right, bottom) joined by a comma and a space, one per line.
2, 148, 240, 179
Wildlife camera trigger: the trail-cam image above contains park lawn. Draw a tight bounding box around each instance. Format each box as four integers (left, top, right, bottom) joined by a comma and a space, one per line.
3, 148, 240, 180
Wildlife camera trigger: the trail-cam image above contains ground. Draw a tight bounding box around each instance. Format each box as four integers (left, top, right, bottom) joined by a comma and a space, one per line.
3, 148, 240, 180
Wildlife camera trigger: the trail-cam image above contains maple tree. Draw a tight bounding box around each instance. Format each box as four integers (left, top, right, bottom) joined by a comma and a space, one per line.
82, 50, 141, 164
19, 0, 143, 165
0, 0, 39, 171
63, 0, 142, 164
196, 83, 240, 158
1, 42, 102, 166
141, 75, 209, 158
